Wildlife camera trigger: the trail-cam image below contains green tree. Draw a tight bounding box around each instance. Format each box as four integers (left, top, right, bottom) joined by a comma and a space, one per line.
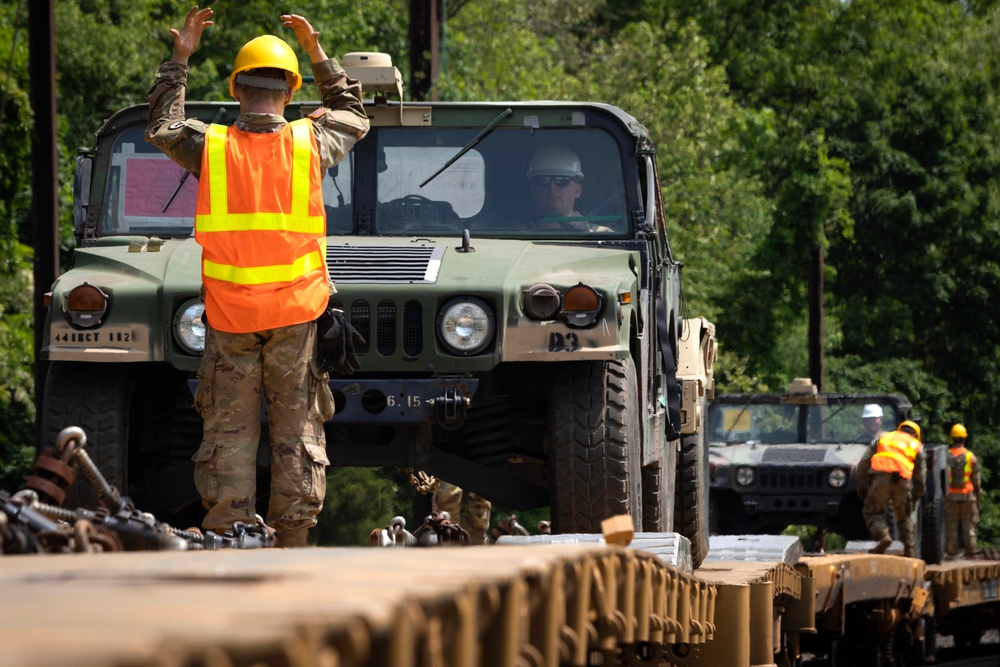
654, 0, 1000, 543
0, 2, 37, 490
314, 466, 410, 546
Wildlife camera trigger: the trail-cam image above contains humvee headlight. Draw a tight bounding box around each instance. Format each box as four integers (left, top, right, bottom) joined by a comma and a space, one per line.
736, 466, 755, 487
828, 469, 847, 488
562, 283, 602, 327
523, 284, 561, 320
174, 299, 206, 354
437, 298, 493, 355
66, 283, 108, 328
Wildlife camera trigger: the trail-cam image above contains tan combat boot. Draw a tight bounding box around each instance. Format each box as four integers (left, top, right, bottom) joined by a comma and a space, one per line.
275, 528, 310, 548
869, 530, 892, 554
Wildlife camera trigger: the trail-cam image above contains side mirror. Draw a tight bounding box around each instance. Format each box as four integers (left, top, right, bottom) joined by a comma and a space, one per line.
73, 154, 93, 229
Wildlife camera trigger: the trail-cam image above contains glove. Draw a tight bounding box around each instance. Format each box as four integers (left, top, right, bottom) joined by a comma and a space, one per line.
315, 306, 364, 375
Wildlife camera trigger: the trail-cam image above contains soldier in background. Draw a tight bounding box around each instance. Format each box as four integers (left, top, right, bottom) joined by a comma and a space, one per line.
944, 423, 981, 559
858, 420, 926, 557
432, 482, 492, 544
860, 403, 885, 443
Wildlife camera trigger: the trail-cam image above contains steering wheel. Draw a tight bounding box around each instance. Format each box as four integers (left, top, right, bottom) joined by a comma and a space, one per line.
379, 195, 459, 231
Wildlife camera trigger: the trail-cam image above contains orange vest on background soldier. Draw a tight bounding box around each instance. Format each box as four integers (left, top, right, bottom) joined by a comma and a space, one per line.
945, 423, 981, 559
862, 420, 926, 557
948, 445, 976, 494
871, 425, 923, 478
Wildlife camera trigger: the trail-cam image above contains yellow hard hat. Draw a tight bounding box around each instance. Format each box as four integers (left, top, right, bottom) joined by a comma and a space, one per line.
950, 423, 968, 439
898, 420, 922, 442
229, 35, 302, 98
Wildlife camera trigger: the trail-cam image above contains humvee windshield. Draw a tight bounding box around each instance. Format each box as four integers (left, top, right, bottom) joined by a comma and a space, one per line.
708, 399, 904, 446
103, 126, 628, 238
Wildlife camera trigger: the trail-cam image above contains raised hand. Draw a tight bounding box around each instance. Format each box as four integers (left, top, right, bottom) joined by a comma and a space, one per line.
280, 14, 326, 63
170, 6, 214, 64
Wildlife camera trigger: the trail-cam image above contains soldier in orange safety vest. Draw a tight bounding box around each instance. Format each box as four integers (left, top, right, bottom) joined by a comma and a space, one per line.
857, 420, 926, 557
146, 7, 369, 547
944, 423, 981, 559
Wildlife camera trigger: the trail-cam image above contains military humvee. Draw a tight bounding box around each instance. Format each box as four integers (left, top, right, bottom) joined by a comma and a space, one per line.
41, 53, 716, 563
707, 379, 946, 562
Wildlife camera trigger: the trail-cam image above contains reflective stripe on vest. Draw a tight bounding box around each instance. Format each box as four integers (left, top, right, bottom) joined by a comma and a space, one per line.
195, 120, 328, 333
948, 447, 975, 494
871, 430, 922, 479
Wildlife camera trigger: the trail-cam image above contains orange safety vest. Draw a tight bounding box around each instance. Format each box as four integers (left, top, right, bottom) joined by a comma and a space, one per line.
947, 446, 975, 494
195, 120, 328, 333
871, 430, 923, 479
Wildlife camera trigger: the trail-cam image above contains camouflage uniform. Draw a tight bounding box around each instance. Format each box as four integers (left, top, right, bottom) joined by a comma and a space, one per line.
432, 482, 492, 544
145, 57, 369, 544
194, 323, 334, 534
858, 436, 925, 557
945, 447, 981, 558
862, 472, 918, 554
944, 498, 979, 558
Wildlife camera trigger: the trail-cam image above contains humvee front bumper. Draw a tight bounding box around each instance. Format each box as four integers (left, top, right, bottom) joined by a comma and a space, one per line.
188, 377, 479, 426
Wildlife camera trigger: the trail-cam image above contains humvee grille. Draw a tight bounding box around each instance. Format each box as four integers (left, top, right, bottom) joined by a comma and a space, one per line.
758, 467, 826, 491
326, 245, 444, 284
331, 298, 425, 359
403, 301, 423, 357
350, 300, 371, 355
377, 300, 396, 355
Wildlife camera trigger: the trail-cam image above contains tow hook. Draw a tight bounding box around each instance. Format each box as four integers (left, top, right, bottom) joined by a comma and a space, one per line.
429, 389, 470, 430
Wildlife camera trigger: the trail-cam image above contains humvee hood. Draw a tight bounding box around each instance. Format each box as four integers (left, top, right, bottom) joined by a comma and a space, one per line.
326, 237, 638, 289
710, 443, 871, 467
65, 237, 203, 293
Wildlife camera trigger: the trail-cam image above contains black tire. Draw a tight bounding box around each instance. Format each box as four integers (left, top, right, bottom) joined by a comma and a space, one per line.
675, 396, 710, 568
921, 448, 946, 565
921, 495, 944, 565
549, 358, 641, 534
40, 361, 131, 509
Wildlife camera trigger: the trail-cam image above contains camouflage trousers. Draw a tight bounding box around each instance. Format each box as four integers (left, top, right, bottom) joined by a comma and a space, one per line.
863, 472, 916, 553
944, 497, 979, 557
432, 481, 492, 544
192, 321, 335, 534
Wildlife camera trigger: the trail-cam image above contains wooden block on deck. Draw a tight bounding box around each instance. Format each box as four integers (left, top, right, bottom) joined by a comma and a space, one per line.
601, 515, 634, 546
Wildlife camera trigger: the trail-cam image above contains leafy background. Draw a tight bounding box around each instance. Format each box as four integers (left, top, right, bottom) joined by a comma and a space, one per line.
2, 0, 999, 546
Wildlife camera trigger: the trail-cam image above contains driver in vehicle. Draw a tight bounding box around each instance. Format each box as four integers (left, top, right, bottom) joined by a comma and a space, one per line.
525, 144, 611, 232
859, 403, 885, 444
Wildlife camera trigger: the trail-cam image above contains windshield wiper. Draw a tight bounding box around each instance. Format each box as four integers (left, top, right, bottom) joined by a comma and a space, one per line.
419, 108, 512, 188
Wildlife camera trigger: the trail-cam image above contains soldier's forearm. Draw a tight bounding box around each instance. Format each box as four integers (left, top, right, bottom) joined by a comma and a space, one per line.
314, 59, 369, 129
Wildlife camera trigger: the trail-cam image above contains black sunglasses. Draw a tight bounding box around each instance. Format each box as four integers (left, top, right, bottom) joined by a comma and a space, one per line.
531, 175, 576, 187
